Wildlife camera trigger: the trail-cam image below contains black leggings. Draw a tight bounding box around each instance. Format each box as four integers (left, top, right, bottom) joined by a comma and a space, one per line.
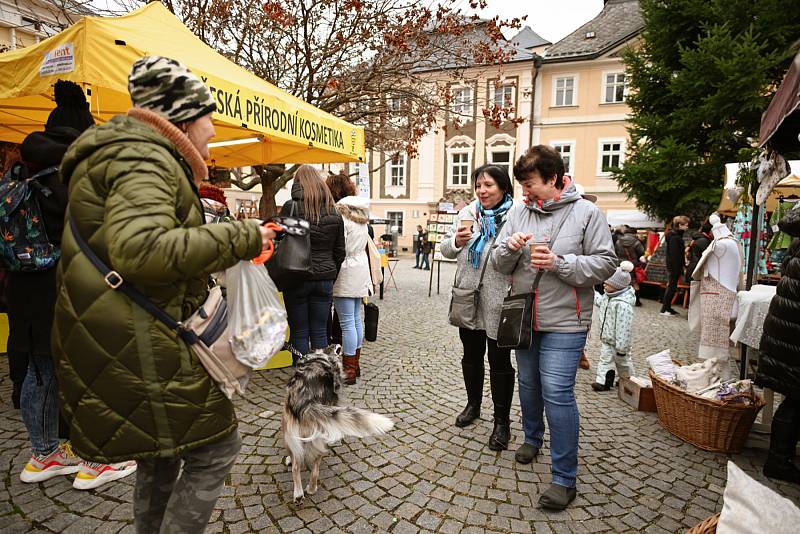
458, 328, 513, 372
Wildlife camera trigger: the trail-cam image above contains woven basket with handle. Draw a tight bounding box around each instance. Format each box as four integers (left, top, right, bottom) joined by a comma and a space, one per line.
649, 370, 765, 454
686, 512, 720, 534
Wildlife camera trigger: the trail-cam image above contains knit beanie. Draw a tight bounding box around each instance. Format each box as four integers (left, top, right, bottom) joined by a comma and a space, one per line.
606, 260, 634, 290
46, 80, 95, 133
127, 56, 216, 124
20, 126, 81, 169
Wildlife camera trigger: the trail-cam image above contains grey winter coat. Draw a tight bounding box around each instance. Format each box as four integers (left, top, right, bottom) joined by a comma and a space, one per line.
441, 201, 516, 338
492, 184, 617, 333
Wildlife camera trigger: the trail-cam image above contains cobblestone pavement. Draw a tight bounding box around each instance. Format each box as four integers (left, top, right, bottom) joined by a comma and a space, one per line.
2, 258, 799, 534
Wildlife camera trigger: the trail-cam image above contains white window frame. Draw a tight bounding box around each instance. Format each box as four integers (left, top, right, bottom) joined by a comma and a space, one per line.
387, 95, 402, 112
386, 210, 404, 236
388, 153, 405, 187
451, 86, 473, 117
602, 71, 628, 104
551, 140, 576, 177
487, 149, 512, 175
492, 84, 515, 108
597, 138, 626, 176
449, 150, 471, 187
552, 74, 578, 107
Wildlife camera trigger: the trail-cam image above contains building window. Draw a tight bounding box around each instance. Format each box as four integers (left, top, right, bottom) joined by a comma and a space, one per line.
552, 142, 576, 176
389, 153, 405, 186
387, 211, 404, 235
604, 73, 627, 103
452, 87, 473, 116
488, 150, 511, 175
388, 95, 402, 112
554, 76, 576, 107
598, 139, 625, 175
450, 152, 470, 186
493, 85, 515, 108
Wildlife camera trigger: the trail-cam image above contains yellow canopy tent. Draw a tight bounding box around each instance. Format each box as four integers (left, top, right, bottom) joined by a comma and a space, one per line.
0, 2, 365, 167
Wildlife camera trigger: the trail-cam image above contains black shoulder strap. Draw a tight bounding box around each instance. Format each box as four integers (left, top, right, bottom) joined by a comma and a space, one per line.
67, 216, 198, 344
26, 166, 59, 198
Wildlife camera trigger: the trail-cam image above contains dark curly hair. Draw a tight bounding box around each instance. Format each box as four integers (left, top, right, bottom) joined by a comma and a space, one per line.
513, 145, 566, 189
326, 171, 356, 202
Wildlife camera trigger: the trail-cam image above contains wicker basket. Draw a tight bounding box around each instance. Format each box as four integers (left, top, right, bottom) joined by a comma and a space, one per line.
687, 513, 720, 534
649, 370, 765, 454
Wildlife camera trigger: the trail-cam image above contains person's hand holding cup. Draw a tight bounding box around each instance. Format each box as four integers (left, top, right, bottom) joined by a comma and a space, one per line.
455, 216, 475, 248
530, 237, 556, 271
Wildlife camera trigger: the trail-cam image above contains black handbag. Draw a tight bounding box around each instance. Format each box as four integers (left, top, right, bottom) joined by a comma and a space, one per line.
364, 301, 379, 342
267, 201, 312, 291
496, 204, 574, 350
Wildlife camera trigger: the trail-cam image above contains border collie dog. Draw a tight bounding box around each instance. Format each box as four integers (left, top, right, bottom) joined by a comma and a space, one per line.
282, 345, 393, 505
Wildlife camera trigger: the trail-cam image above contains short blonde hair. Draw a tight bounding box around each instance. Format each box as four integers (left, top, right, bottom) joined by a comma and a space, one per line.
672, 215, 690, 226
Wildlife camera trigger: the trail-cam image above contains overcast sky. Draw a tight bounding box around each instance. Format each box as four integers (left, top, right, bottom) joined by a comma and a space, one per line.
461, 0, 606, 43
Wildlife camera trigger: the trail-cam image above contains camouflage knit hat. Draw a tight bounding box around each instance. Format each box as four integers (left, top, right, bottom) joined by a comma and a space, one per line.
128, 56, 216, 124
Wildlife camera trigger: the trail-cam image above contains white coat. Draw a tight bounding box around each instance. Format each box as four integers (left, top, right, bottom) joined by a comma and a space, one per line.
333, 196, 373, 298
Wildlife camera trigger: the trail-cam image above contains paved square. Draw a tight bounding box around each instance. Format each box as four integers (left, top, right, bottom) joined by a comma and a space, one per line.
1, 259, 798, 533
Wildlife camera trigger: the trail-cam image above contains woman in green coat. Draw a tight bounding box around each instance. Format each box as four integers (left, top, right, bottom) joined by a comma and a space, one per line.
52, 56, 275, 533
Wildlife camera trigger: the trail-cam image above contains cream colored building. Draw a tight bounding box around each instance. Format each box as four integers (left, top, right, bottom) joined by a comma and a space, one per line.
0, 0, 84, 50
533, 0, 643, 213
364, 26, 546, 250
366, 0, 644, 249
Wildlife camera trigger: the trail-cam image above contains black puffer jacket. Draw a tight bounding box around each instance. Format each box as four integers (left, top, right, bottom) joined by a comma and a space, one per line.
757, 237, 800, 397
280, 181, 345, 281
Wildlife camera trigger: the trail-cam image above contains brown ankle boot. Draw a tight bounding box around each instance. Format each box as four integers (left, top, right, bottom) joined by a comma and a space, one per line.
342, 354, 357, 385
355, 348, 361, 377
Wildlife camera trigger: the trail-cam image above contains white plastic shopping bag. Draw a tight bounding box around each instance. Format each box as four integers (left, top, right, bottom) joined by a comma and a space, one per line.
226, 261, 288, 368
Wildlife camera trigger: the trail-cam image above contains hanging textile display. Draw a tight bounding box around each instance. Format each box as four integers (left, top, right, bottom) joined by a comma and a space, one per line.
769, 200, 798, 251
734, 204, 768, 276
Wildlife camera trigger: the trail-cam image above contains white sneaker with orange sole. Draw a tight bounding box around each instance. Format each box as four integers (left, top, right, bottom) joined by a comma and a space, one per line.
20, 442, 81, 483
73, 461, 137, 490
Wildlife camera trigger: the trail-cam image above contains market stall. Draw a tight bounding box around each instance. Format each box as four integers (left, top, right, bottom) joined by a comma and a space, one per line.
0, 2, 366, 370
0, 2, 365, 168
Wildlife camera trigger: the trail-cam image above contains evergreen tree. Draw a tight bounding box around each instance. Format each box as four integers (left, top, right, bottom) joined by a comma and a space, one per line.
616, 0, 800, 222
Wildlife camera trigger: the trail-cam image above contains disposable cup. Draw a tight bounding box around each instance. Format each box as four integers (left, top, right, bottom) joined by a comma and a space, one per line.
459, 216, 475, 232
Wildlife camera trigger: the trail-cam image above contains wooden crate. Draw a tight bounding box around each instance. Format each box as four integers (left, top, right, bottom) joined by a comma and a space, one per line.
618, 377, 657, 412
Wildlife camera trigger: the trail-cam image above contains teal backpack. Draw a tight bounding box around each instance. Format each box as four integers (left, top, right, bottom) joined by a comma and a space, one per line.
0, 164, 60, 272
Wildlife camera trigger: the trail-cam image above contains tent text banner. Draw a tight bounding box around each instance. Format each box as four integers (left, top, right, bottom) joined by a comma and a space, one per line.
0, 2, 365, 168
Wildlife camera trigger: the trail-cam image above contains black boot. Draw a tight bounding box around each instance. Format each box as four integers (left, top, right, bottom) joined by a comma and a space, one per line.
455, 362, 483, 427
7, 351, 28, 409
764, 399, 800, 484
488, 370, 514, 450
591, 370, 615, 392
635, 290, 642, 307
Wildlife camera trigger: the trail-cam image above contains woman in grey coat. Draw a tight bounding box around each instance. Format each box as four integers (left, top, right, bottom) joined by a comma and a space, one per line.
492, 145, 616, 510
441, 165, 517, 450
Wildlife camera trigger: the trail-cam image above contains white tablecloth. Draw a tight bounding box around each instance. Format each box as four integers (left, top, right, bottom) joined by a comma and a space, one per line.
730, 284, 777, 349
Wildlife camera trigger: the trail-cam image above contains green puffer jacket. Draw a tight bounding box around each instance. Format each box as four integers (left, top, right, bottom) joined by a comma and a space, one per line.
52, 113, 262, 463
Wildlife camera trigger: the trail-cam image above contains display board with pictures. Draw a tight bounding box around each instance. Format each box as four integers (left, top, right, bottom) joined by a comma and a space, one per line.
428, 210, 458, 260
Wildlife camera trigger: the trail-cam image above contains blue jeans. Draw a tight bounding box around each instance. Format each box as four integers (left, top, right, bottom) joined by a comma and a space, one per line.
421, 252, 430, 269
516, 331, 588, 488
283, 280, 334, 356
333, 297, 363, 356
20, 352, 60, 456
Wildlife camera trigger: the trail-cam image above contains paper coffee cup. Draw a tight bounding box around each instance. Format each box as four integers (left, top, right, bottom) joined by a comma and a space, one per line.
459, 216, 474, 231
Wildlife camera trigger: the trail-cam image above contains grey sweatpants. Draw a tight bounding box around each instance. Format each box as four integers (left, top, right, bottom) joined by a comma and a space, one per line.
134, 429, 241, 534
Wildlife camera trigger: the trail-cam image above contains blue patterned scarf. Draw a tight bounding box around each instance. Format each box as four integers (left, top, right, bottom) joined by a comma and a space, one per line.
468, 193, 513, 269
